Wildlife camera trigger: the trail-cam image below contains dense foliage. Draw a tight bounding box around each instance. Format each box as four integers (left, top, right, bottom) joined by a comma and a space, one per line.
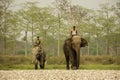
0, 0, 120, 56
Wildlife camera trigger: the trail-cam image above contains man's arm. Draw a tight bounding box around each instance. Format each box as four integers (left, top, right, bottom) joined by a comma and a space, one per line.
76, 30, 78, 35
70, 30, 72, 36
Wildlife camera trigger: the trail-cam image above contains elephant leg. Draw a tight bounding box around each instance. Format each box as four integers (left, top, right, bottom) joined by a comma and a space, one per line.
40, 65, 43, 69
63, 45, 70, 70
76, 49, 80, 69
35, 64, 38, 69
35, 59, 38, 69
42, 63, 45, 69
69, 50, 76, 70
33, 54, 38, 69
40, 63, 44, 69
43, 63, 45, 69
76, 56, 80, 69
39, 61, 45, 69
42, 59, 46, 69
72, 52, 77, 70
65, 55, 70, 70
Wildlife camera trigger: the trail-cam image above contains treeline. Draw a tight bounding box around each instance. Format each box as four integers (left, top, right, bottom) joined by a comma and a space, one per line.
0, 0, 120, 56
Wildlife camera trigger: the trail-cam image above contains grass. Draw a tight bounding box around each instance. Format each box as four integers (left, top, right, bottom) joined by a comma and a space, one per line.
0, 64, 120, 70
80, 64, 120, 70
0, 55, 120, 70
47, 64, 120, 70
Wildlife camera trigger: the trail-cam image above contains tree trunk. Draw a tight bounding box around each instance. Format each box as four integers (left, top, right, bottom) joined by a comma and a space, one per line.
106, 11, 110, 55
13, 36, 16, 55
3, 10, 7, 55
115, 46, 118, 56
115, 34, 118, 56
25, 31, 28, 56
1, 34, 4, 55
3, 23, 7, 55
106, 35, 109, 55
31, 17, 34, 46
87, 43, 90, 55
96, 38, 99, 56
57, 13, 60, 56
12, 30, 17, 55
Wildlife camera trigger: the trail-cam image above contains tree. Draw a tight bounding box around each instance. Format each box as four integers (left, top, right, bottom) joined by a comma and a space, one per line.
0, 0, 13, 54
8, 12, 22, 54
97, 4, 115, 55
111, 1, 120, 55
18, 2, 39, 56
54, 0, 89, 56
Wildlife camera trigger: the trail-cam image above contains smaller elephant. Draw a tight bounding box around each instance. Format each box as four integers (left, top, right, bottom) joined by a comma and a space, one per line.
32, 46, 46, 69
63, 36, 88, 70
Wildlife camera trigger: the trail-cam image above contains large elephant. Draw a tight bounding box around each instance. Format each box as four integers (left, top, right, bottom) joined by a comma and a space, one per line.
32, 46, 46, 69
63, 35, 88, 70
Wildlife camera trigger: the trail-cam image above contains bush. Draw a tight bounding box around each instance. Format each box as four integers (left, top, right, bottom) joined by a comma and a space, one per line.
17, 50, 25, 55
0, 55, 32, 65
47, 55, 65, 64
114, 57, 120, 65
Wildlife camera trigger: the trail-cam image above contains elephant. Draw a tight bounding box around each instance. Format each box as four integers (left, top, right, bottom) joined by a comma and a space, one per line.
32, 46, 46, 69
63, 35, 88, 70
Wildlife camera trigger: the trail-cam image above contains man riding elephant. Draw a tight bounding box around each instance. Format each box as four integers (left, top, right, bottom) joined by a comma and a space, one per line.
34, 36, 41, 47
70, 26, 88, 47
63, 26, 88, 70
32, 36, 46, 69
71, 26, 78, 37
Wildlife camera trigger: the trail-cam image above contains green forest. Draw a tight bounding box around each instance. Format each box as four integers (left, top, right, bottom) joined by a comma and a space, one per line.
0, 0, 120, 69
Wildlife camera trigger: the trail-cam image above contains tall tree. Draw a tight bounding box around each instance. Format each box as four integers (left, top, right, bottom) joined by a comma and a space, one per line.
8, 12, 22, 54
98, 4, 115, 55
0, 0, 13, 54
112, 1, 120, 55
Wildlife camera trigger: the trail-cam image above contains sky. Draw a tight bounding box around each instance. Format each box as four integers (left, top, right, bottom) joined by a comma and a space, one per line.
13, 0, 119, 10
71, 0, 118, 9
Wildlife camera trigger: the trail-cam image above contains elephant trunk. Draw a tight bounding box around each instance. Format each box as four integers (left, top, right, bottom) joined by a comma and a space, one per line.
72, 35, 81, 69
75, 46, 80, 69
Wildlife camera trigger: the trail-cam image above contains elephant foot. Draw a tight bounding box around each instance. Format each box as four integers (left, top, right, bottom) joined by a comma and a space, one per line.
66, 66, 70, 70
76, 65, 80, 69
35, 64, 38, 69
66, 67, 70, 70
40, 65, 44, 69
72, 66, 77, 70
76, 67, 79, 69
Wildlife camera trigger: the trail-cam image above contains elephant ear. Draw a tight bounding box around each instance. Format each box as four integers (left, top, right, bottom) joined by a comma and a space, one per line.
64, 38, 72, 46
80, 38, 88, 47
